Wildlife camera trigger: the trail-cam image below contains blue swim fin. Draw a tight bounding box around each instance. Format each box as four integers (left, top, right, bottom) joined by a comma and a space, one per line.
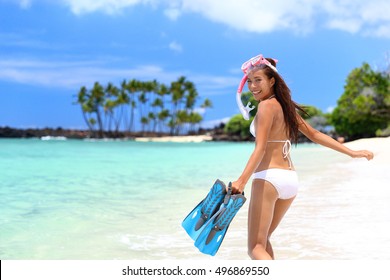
182, 179, 227, 241
194, 183, 246, 256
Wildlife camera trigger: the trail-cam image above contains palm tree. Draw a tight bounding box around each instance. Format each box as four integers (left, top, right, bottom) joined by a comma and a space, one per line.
175, 110, 190, 134
188, 112, 203, 133
170, 76, 192, 135
155, 83, 169, 133
151, 98, 163, 133
201, 98, 213, 110
200, 98, 213, 129
184, 82, 197, 111
125, 79, 140, 132
147, 112, 156, 132
90, 82, 105, 137
138, 91, 148, 133
75, 76, 211, 137
75, 86, 94, 134
143, 80, 158, 132
158, 109, 170, 133
104, 82, 119, 133
117, 80, 130, 134
140, 116, 149, 132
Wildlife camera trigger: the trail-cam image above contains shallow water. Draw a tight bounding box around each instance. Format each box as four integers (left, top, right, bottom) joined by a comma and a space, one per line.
0, 138, 388, 259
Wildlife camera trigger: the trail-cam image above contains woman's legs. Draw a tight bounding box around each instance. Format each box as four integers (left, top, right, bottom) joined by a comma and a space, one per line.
265, 197, 295, 258
248, 179, 295, 260
248, 179, 278, 259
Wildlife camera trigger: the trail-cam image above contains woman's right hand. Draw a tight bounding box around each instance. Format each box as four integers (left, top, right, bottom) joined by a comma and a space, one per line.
230, 179, 245, 194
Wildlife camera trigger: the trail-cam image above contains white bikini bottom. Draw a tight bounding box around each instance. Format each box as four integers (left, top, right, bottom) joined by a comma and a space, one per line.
252, 169, 299, 200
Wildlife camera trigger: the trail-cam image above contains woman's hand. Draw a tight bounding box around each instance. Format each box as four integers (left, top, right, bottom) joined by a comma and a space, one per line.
351, 150, 374, 160
230, 179, 246, 194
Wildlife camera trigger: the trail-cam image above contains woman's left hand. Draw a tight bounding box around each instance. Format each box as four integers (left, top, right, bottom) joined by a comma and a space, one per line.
351, 150, 374, 161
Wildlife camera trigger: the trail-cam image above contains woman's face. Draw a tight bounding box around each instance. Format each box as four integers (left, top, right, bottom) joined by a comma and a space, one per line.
247, 69, 275, 101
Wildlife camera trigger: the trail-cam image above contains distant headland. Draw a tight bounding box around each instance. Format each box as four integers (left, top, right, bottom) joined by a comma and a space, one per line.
0, 125, 327, 143
0, 125, 244, 142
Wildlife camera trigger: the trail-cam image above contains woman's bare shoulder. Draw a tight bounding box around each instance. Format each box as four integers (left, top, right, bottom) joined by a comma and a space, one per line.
258, 99, 281, 114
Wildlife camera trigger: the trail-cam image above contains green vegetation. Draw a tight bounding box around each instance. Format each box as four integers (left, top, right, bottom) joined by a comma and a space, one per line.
331, 63, 390, 140
75, 76, 212, 137
75, 62, 389, 140
223, 92, 257, 139
224, 114, 252, 138
299, 105, 331, 133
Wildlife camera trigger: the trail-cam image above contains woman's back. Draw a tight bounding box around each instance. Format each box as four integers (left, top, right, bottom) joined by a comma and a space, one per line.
254, 98, 293, 171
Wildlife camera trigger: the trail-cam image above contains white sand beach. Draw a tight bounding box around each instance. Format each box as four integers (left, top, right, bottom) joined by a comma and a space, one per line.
192, 136, 390, 260
135, 134, 213, 143
344, 136, 389, 165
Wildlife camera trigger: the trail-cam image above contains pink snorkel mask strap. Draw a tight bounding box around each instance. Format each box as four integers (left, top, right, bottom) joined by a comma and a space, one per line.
236, 54, 278, 120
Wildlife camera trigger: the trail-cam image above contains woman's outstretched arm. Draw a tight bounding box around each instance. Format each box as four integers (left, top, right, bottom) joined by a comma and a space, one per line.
297, 115, 374, 160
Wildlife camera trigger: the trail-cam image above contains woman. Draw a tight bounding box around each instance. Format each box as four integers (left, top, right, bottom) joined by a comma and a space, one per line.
231, 54, 374, 260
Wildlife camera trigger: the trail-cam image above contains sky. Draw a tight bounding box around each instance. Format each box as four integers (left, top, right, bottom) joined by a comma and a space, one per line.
1, 0, 389, 130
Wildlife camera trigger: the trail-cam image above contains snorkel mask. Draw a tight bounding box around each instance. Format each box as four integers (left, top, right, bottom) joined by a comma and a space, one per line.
236, 54, 278, 120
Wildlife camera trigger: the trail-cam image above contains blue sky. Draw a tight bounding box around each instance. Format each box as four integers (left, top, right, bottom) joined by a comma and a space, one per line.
1, 0, 389, 130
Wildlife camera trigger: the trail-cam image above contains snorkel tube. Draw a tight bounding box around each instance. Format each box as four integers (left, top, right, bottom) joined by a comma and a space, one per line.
236, 74, 254, 120
236, 54, 278, 120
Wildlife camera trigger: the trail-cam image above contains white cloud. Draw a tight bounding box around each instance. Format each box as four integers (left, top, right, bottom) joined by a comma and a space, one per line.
57, 0, 390, 38
180, 0, 316, 34
361, 0, 390, 23
178, 0, 390, 37
168, 41, 183, 53
191, 75, 237, 92
326, 106, 335, 113
164, 7, 181, 21
319, 0, 390, 36
193, 107, 206, 115
0, 57, 173, 89
2, 0, 32, 9
0, 32, 60, 49
19, 0, 32, 8
0, 57, 237, 95
62, 0, 148, 15
326, 18, 362, 34
368, 25, 390, 39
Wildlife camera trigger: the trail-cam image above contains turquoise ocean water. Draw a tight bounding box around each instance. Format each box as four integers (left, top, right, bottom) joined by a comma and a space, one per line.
1, 138, 389, 260
0, 138, 253, 259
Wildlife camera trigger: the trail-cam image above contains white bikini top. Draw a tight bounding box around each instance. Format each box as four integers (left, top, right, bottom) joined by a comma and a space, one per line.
250, 120, 292, 169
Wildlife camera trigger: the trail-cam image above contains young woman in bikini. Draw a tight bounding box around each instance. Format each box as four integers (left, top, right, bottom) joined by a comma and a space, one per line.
232, 54, 374, 260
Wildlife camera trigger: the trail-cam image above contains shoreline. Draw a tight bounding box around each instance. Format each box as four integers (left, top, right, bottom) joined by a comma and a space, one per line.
0, 125, 241, 142
1, 125, 388, 144
0, 125, 217, 140
134, 134, 213, 143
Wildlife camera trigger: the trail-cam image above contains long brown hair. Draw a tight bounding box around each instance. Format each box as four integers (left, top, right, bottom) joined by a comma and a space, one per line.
256, 58, 307, 144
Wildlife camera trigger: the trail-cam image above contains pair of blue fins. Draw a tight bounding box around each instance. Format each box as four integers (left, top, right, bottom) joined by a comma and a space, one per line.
182, 179, 246, 256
